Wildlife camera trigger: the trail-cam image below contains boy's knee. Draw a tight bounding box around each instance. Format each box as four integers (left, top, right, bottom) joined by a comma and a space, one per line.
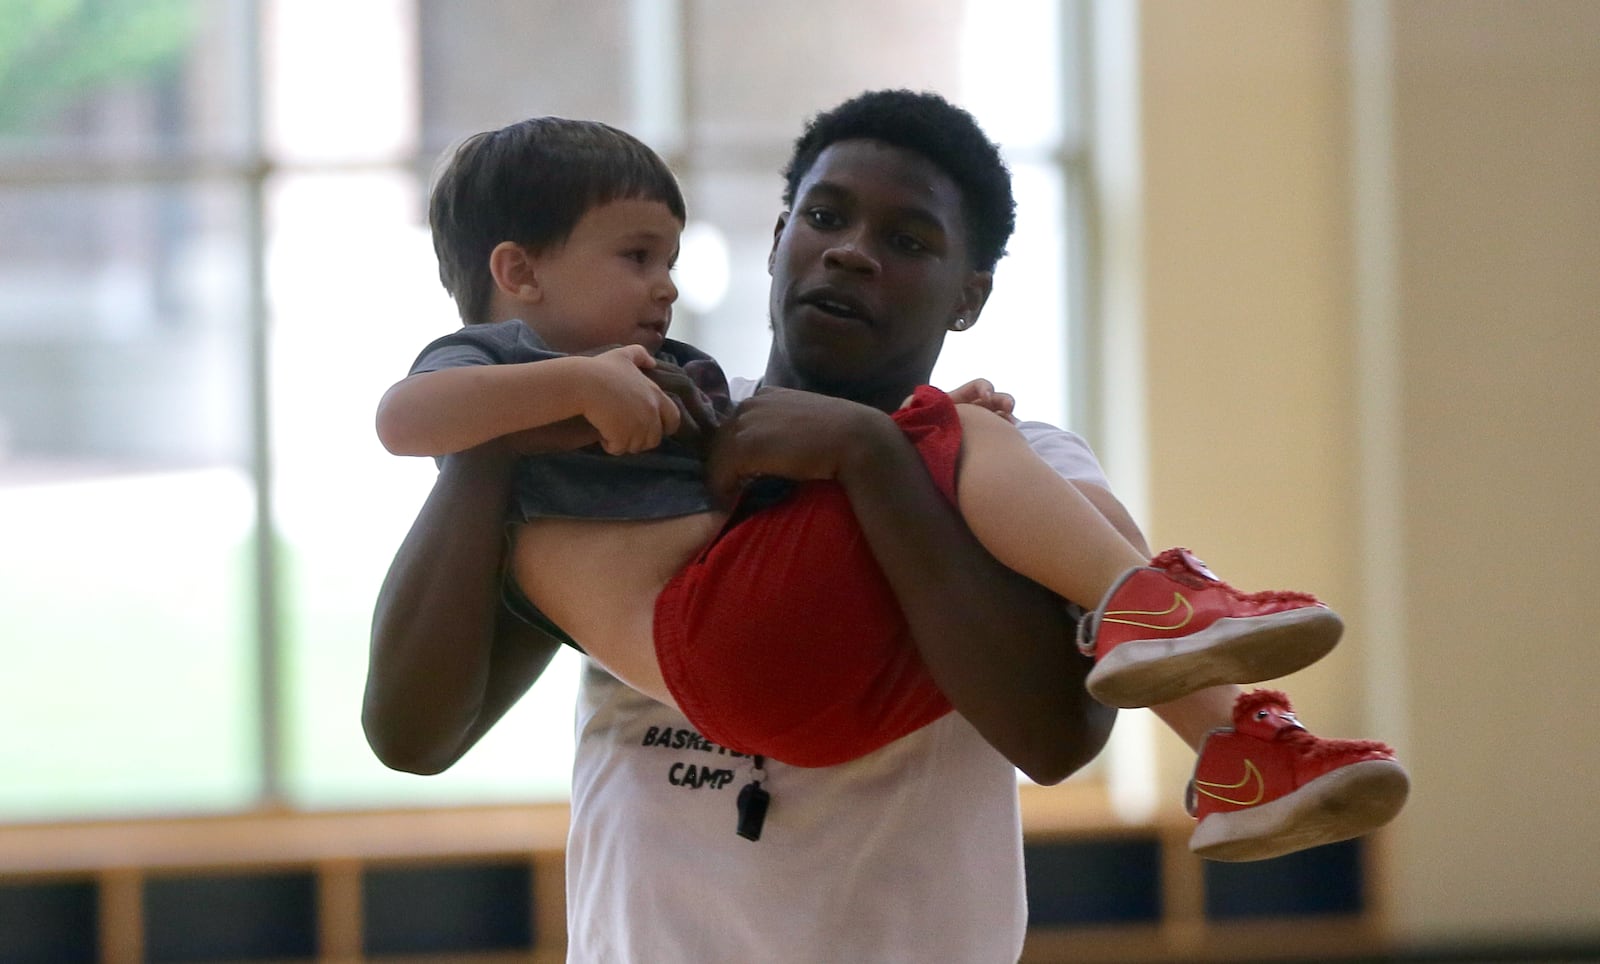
954, 401, 1017, 434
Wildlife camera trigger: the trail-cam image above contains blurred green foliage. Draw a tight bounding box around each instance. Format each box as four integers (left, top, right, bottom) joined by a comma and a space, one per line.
0, 0, 198, 134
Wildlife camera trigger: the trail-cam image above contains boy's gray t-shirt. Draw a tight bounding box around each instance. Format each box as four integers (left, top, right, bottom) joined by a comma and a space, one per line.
408, 318, 725, 522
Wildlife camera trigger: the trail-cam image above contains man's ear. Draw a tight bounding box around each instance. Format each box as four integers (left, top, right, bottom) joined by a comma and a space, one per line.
955, 270, 994, 330
489, 241, 541, 303
767, 213, 788, 274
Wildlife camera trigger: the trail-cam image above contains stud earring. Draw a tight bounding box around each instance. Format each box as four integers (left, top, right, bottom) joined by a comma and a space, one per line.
950, 316, 971, 332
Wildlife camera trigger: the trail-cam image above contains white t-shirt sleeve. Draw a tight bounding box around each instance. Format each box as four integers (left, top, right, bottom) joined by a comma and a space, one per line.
1015, 419, 1110, 487
727, 375, 760, 403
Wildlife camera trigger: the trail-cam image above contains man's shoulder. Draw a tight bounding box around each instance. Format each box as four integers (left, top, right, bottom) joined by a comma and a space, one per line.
1014, 418, 1089, 451
1014, 419, 1107, 486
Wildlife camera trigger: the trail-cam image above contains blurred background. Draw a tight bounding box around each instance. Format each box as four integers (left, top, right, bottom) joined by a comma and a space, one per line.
0, 0, 1088, 819
1, 0, 1596, 961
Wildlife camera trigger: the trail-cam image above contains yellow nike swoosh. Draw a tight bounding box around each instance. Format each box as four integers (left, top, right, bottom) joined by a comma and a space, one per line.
1194, 759, 1265, 807
1103, 592, 1195, 632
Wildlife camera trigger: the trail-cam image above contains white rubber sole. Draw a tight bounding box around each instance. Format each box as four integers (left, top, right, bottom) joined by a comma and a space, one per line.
1085, 607, 1344, 709
1189, 758, 1410, 862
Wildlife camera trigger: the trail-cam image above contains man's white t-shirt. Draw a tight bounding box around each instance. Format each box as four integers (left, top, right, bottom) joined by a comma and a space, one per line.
565, 378, 1109, 963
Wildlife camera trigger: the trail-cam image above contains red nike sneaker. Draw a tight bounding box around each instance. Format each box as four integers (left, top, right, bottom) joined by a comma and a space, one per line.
1076, 548, 1343, 708
1186, 689, 1410, 861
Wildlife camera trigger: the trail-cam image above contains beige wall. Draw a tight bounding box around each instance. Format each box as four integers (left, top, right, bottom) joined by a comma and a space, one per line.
1388, 0, 1600, 942
1126, 0, 1600, 946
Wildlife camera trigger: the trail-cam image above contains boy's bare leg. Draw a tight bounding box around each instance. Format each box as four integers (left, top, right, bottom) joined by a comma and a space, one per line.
510, 512, 725, 709
1149, 686, 1242, 750
950, 404, 1149, 610
950, 404, 1405, 858
954, 402, 1341, 709
950, 404, 1248, 748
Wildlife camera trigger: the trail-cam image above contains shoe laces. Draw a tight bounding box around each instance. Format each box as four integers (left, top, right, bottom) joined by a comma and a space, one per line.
1234, 689, 1307, 738
1150, 549, 1320, 604
1281, 728, 1395, 761
1235, 688, 1394, 760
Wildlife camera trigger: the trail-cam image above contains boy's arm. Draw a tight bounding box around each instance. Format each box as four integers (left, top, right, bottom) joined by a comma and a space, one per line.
363, 441, 562, 774
707, 389, 1116, 785
362, 360, 727, 774
377, 346, 680, 457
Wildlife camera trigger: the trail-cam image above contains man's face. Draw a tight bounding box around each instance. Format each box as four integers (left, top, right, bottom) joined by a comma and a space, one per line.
765, 139, 990, 408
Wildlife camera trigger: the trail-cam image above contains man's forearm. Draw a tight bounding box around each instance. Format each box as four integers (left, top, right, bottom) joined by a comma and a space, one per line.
363, 444, 553, 773
839, 434, 1116, 784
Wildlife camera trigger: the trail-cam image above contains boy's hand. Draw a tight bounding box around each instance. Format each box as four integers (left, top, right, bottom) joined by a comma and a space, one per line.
946, 377, 1017, 423
578, 346, 682, 454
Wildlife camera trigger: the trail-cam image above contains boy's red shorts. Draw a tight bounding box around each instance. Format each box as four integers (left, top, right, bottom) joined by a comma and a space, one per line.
653, 385, 963, 767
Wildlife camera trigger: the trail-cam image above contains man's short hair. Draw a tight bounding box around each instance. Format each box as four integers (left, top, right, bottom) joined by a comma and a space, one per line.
781, 90, 1016, 273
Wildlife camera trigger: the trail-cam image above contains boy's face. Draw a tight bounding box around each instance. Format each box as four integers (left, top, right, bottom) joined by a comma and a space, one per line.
765, 139, 990, 407
525, 198, 682, 353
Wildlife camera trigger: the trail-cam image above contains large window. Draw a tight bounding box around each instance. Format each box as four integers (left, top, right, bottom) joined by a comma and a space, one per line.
1, 0, 1096, 821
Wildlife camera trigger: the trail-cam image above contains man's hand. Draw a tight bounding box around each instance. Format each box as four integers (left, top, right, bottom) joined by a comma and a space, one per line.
704, 386, 900, 506
946, 377, 1017, 423
576, 346, 682, 455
